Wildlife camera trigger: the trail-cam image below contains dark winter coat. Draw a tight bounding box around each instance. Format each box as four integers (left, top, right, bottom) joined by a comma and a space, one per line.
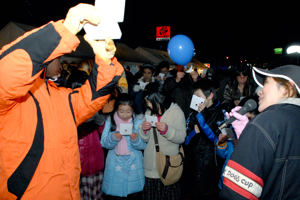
182, 101, 225, 199
220, 98, 300, 200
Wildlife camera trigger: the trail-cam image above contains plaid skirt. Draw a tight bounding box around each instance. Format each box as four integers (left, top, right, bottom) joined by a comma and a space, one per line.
143, 177, 181, 200
80, 171, 104, 200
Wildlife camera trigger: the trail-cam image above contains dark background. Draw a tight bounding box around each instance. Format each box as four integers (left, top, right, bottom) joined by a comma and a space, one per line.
2, 1, 300, 65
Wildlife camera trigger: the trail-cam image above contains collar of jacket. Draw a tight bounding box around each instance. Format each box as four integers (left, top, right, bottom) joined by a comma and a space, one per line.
160, 103, 178, 116
46, 79, 59, 89
277, 98, 300, 107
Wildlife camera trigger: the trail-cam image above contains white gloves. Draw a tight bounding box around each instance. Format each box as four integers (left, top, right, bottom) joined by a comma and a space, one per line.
84, 35, 116, 65
64, 4, 101, 35
64, 3, 116, 64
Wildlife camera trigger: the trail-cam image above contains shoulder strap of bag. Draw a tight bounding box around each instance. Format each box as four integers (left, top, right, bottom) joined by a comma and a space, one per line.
153, 128, 160, 152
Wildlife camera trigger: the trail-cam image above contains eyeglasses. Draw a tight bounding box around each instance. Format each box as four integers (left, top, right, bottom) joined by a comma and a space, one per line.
160, 70, 168, 74
237, 74, 248, 79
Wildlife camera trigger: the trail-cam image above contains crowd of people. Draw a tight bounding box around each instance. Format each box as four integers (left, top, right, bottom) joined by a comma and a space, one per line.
1, 3, 300, 200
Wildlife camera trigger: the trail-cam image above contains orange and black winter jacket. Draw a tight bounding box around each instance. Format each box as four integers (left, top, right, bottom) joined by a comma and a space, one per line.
0, 20, 123, 200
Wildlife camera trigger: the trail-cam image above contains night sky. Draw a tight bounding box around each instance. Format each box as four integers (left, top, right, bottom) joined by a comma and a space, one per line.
2, 1, 300, 65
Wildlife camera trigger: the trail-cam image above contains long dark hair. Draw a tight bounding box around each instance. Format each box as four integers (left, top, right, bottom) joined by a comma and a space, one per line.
231, 64, 255, 97
142, 82, 172, 116
110, 93, 135, 132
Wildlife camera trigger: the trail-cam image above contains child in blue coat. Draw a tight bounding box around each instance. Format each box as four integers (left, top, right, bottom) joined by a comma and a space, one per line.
101, 93, 146, 199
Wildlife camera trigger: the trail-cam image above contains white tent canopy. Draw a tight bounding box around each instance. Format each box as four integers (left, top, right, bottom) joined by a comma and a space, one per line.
0, 21, 207, 74
0, 21, 36, 50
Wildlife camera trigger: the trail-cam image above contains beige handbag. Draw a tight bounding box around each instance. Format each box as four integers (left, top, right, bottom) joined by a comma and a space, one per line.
153, 128, 184, 186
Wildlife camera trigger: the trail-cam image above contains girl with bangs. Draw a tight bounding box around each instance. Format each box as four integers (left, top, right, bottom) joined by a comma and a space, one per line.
139, 82, 186, 200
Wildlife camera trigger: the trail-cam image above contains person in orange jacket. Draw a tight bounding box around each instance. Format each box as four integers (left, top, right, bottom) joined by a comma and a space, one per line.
0, 4, 124, 200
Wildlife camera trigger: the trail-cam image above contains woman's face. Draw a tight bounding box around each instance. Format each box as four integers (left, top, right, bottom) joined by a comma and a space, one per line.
257, 77, 288, 112
237, 73, 248, 84
190, 70, 199, 82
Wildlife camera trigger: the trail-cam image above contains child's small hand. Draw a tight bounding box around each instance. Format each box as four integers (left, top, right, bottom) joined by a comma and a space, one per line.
130, 133, 138, 140
218, 133, 228, 143
197, 103, 206, 113
114, 132, 122, 140
156, 75, 162, 81
176, 71, 185, 82
194, 124, 200, 134
142, 121, 152, 131
155, 122, 167, 133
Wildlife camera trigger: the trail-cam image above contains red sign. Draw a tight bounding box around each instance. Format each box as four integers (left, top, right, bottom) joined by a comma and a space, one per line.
156, 26, 171, 41
204, 63, 210, 68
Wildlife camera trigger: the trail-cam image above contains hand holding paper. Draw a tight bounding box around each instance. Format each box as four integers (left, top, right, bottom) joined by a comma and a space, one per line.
155, 122, 167, 133
120, 123, 133, 135
221, 128, 236, 140
84, 35, 116, 64
145, 115, 158, 127
64, 4, 101, 35
130, 133, 138, 140
142, 121, 152, 132
139, 82, 147, 90
114, 132, 122, 140
159, 73, 165, 80
190, 95, 205, 112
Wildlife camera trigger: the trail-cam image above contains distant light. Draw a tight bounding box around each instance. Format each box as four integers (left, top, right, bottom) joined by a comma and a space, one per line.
274, 48, 283, 54
287, 45, 300, 54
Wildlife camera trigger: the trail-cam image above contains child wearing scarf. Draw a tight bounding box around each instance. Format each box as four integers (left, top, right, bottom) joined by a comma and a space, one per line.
101, 93, 146, 199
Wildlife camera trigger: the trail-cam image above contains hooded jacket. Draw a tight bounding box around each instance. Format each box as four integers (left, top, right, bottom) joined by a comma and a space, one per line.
220, 98, 300, 200
138, 103, 186, 179
0, 20, 123, 200
100, 114, 146, 197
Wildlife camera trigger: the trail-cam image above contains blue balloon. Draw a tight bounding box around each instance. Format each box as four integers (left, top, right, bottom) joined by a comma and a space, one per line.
167, 34, 194, 66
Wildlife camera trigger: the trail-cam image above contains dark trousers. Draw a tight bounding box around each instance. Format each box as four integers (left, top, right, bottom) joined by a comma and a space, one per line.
105, 192, 142, 200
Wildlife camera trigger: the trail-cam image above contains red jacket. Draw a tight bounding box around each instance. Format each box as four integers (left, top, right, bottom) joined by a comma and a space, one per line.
0, 20, 123, 200
78, 125, 105, 176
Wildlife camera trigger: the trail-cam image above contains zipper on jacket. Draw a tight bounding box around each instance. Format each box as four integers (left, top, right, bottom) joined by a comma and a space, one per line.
45, 79, 50, 95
